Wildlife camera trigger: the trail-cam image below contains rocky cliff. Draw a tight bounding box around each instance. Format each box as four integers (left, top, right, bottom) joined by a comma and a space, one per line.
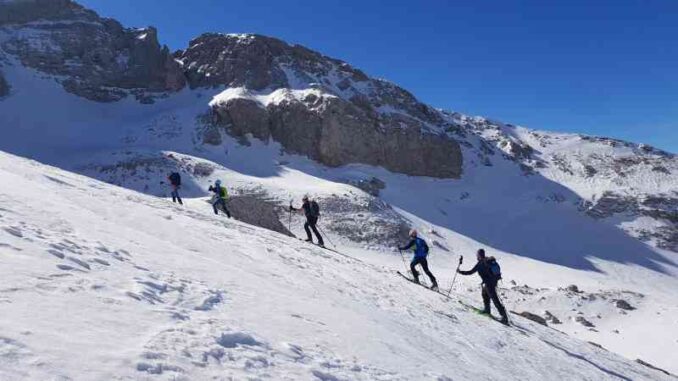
0, 68, 8, 97
177, 33, 463, 178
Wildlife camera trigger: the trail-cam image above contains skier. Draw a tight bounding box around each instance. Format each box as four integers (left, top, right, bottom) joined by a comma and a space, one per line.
457, 249, 508, 324
398, 229, 438, 290
208, 180, 231, 218
290, 195, 324, 247
167, 172, 182, 205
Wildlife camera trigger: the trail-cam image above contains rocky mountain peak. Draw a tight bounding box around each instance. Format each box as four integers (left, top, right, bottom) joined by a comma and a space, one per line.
0, 0, 185, 102
0, 0, 97, 25
176, 32, 463, 178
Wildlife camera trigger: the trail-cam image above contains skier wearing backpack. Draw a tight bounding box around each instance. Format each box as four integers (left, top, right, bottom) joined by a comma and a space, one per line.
457, 249, 508, 324
208, 180, 231, 218
398, 229, 438, 290
290, 195, 324, 247
167, 172, 182, 205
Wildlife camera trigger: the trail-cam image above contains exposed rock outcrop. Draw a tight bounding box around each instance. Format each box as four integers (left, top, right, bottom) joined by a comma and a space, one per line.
177, 34, 463, 178
614, 299, 635, 311
0, 0, 185, 102
575, 316, 595, 328
0, 69, 8, 97
319, 195, 410, 247
342, 177, 386, 197
516, 311, 548, 326
228, 196, 293, 237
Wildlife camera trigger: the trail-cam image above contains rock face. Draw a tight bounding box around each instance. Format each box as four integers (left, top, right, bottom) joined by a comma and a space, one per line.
575, 316, 595, 328
228, 196, 293, 237
177, 34, 463, 178
0, 69, 8, 97
614, 299, 635, 311
0, 0, 185, 102
319, 195, 410, 246
517, 311, 548, 326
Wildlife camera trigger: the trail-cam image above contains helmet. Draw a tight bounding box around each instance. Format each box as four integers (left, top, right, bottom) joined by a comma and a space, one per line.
302, 194, 309, 201
409, 229, 417, 238
215, 180, 222, 186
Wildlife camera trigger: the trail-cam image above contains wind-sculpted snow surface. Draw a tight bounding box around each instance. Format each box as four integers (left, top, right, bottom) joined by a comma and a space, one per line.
0, 151, 674, 380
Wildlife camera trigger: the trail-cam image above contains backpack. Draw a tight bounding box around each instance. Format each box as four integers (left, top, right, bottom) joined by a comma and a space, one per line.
169, 172, 181, 186
310, 201, 320, 217
219, 186, 228, 199
488, 258, 502, 281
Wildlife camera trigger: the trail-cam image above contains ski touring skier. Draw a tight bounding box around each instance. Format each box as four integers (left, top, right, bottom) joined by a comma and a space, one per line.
167, 172, 182, 205
290, 195, 324, 247
398, 229, 438, 290
457, 249, 508, 325
208, 180, 231, 218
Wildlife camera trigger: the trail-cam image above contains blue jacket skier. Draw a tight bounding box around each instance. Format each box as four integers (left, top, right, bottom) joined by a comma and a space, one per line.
458, 249, 508, 324
399, 229, 438, 289
208, 180, 231, 218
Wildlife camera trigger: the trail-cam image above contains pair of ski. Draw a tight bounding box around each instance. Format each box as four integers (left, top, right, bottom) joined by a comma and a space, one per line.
397, 271, 511, 326
396, 271, 452, 300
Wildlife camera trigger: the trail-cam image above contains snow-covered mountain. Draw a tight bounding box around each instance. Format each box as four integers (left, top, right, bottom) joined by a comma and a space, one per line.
1, 0, 677, 378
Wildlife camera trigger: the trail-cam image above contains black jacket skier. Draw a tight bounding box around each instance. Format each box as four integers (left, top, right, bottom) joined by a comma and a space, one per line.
167, 172, 182, 205
290, 195, 323, 246
458, 249, 508, 324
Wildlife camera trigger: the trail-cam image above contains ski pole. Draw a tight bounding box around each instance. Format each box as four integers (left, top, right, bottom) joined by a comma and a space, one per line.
317, 225, 336, 248
288, 200, 292, 233
446, 255, 463, 297
495, 285, 512, 325
398, 249, 410, 275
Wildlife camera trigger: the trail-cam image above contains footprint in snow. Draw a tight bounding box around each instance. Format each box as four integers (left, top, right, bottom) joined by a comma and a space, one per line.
47, 249, 65, 259
2, 226, 23, 238
66, 256, 91, 270
91, 258, 110, 266
194, 291, 224, 311
0, 242, 22, 251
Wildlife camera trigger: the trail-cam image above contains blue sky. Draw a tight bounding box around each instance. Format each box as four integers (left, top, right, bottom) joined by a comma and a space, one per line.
79, 0, 677, 153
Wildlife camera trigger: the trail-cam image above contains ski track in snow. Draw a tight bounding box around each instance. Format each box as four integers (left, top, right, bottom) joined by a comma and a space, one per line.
0, 151, 675, 380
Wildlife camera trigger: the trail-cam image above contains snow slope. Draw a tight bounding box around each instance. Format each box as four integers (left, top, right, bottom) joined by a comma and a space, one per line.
1, 150, 675, 381
1, 55, 678, 376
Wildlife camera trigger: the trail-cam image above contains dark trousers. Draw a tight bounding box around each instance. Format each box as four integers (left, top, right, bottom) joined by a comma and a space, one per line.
212, 198, 231, 217
171, 186, 182, 204
482, 283, 507, 318
410, 257, 437, 286
304, 216, 323, 245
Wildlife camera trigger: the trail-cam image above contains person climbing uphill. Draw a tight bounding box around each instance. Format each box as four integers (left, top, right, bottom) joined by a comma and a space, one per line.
398, 229, 438, 290
458, 249, 508, 325
290, 195, 324, 247
167, 172, 182, 205
208, 180, 231, 218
